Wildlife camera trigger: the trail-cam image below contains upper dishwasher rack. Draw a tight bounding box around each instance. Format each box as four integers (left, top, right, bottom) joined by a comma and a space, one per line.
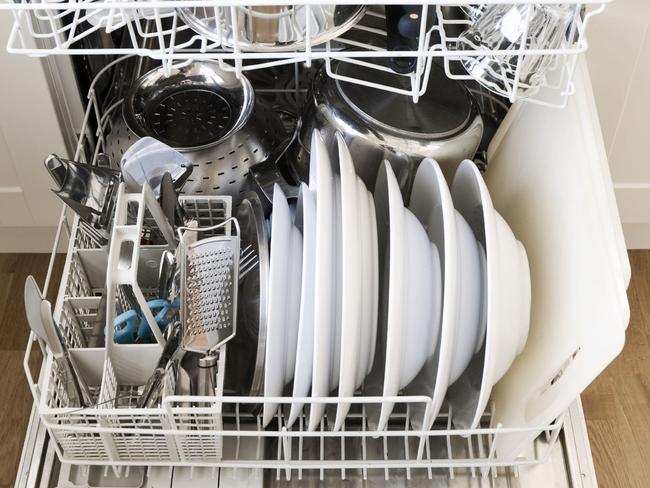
1, 1, 608, 106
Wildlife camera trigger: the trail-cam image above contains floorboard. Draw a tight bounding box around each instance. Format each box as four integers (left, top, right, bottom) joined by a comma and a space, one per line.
0, 253, 64, 488
582, 250, 650, 487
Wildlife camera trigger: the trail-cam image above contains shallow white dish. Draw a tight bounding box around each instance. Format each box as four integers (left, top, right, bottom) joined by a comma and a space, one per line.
449, 210, 484, 383
334, 134, 378, 431
262, 184, 303, 427
286, 183, 317, 428
356, 178, 378, 383
447, 160, 531, 429
403, 158, 455, 431
369, 161, 441, 431
308, 130, 338, 431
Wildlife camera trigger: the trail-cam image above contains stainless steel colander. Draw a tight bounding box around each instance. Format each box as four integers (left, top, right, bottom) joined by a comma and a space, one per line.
106, 61, 289, 202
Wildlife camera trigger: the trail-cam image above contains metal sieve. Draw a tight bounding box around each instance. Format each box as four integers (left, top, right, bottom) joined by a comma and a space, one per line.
109, 61, 289, 202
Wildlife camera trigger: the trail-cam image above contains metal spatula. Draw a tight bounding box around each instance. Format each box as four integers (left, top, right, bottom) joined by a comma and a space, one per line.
24, 276, 94, 408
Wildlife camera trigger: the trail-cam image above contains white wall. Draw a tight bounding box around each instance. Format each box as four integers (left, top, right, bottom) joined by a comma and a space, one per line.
0, 14, 71, 252
586, 0, 650, 248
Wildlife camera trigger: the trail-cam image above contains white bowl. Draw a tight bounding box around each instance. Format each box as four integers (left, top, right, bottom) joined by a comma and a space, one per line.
369, 161, 441, 431
448, 210, 484, 384
447, 160, 531, 429
404, 158, 458, 430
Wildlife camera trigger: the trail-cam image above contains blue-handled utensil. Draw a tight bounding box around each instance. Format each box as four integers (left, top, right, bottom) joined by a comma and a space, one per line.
112, 299, 178, 344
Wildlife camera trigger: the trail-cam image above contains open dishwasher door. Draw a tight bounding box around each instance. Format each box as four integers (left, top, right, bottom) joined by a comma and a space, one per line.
486, 56, 629, 461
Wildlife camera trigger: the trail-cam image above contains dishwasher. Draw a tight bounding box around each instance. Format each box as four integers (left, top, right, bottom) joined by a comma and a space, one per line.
1, 1, 630, 487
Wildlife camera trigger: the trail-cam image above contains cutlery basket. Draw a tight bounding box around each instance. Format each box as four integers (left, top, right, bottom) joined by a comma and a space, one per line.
25, 191, 233, 465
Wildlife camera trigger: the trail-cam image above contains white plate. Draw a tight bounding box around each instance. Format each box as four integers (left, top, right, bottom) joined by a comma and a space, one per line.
403, 158, 455, 430
333, 134, 369, 431
357, 178, 378, 382
447, 160, 531, 429
308, 130, 338, 431
449, 210, 484, 383
364, 185, 379, 379
330, 176, 343, 388
369, 161, 440, 431
286, 183, 317, 428
262, 184, 303, 427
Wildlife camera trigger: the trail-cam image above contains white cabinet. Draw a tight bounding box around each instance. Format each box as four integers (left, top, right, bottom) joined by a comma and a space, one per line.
586, 0, 650, 248
0, 14, 79, 251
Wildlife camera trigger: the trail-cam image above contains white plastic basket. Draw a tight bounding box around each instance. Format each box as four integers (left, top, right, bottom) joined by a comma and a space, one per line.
0, 1, 609, 106
26, 189, 232, 466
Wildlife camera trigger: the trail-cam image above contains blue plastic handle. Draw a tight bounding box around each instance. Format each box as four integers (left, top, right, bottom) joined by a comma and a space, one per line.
113, 309, 139, 344
136, 299, 177, 342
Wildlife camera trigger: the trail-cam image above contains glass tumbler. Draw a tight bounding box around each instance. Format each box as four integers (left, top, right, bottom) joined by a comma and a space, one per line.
456, 4, 575, 98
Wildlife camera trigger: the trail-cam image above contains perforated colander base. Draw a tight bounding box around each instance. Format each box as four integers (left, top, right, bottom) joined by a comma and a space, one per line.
147, 89, 235, 148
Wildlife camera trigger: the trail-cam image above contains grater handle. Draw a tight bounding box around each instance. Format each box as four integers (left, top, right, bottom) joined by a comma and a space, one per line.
177, 217, 240, 242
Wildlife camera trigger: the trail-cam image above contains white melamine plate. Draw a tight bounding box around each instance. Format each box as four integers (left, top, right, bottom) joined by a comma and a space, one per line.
404, 158, 455, 431
333, 134, 369, 431
447, 160, 531, 430
286, 183, 317, 428
308, 130, 338, 431
262, 184, 303, 427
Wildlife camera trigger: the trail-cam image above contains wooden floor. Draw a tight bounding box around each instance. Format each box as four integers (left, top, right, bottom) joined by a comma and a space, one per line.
581, 250, 650, 488
0, 254, 64, 488
0, 251, 649, 487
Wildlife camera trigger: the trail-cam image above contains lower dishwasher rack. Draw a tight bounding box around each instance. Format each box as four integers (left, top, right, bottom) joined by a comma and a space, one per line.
15, 398, 597, 488
23, 199, 567, 471
15, 139, 600, 488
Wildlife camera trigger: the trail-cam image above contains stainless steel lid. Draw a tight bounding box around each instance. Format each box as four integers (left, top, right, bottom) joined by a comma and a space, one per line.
225, 192, 269, 397
333, 61, 476, 139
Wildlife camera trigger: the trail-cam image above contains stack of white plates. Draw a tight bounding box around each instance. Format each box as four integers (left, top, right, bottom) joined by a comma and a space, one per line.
259, 129, 531, 431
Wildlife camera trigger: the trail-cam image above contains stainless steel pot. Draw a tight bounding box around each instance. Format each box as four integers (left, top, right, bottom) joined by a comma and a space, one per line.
177, 5, 366, 52
106, 61, 289, 203
291, 61, 484, 196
